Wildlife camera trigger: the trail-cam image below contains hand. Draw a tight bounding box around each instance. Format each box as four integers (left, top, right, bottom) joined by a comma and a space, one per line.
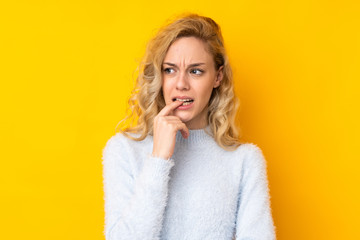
152, 100, 189, 160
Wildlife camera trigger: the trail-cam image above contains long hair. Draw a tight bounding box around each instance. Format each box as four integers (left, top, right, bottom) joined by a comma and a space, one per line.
117, 13, 242, 150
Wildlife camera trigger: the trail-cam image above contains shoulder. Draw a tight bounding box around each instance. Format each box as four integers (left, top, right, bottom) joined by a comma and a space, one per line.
105, 130, 153, 147
103, 132, 129, 153
232, 142, 264, 157
102, 132, 152, 158
235, 142, 268, 170
102, 133, 129, 163
238, 142, 264, 155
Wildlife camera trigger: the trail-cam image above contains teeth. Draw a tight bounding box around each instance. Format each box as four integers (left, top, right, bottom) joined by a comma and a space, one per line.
176, 98, 193, 102
182, 101, 192, 105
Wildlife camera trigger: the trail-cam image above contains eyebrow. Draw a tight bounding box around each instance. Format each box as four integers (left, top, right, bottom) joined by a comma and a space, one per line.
163, 62, 206, 68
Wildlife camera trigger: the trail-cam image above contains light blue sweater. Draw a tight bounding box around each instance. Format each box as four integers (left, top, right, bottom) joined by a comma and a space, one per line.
102, 127, 276, 240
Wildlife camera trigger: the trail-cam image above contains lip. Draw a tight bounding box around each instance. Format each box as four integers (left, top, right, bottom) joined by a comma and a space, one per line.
172, 96, 195, 110
176, 101, 194, 110
172, 96, 194, 101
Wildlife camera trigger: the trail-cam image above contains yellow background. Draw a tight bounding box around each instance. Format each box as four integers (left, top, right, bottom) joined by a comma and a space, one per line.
1, 0, 359, 239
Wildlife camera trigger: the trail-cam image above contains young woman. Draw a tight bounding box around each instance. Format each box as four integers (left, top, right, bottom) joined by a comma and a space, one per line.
102, 14, 276, 240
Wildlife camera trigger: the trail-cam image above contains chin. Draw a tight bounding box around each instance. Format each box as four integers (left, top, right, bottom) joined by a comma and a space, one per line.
174, 112, 193, 123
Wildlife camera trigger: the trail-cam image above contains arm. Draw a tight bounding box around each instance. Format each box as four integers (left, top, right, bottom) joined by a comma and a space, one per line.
235, 144, 276, 240
102, 135, 175, 240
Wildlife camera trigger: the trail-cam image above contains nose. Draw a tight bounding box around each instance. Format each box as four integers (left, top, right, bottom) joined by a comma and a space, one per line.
176, 71, 190, 91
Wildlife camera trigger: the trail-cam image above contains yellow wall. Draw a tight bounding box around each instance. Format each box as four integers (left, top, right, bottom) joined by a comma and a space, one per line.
1, 1, 359, 239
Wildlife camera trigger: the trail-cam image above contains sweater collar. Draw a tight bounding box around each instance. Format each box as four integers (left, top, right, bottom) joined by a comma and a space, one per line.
175, 125, 213, 146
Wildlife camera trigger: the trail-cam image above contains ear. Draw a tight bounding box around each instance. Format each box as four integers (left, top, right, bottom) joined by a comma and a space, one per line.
213, 65, 224, 88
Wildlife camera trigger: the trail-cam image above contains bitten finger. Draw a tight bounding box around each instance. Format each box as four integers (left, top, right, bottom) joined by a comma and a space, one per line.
158, 100, 183, 116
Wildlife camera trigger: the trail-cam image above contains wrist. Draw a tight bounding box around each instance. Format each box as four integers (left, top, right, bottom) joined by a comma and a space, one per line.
151, 151, 170, 160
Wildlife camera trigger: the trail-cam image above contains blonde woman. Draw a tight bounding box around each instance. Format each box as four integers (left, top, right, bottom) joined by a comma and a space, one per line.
102, 14, 276, 240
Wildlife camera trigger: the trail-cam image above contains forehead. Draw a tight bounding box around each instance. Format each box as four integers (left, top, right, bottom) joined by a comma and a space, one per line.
163, 37, 213, 64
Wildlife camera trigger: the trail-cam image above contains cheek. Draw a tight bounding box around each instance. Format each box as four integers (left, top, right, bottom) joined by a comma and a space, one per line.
197, 83, 214, 100
161, 80, 172, 101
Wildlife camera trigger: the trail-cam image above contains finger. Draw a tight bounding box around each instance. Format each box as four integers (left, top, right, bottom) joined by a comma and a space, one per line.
154, 116, 182, 126
176, 122, 189, 139
180, 129, 189, 139
158, 100, 183, 116
160, 116, 182, 121
162, 116, 189, 138
159, 117, 187, 125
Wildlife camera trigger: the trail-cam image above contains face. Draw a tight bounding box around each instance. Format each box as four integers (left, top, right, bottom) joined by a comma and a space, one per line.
162, 36, 223, 129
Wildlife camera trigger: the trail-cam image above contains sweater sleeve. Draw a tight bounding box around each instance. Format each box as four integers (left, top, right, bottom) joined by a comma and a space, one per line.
235, 144, 276, 240
102, 134, 175, 240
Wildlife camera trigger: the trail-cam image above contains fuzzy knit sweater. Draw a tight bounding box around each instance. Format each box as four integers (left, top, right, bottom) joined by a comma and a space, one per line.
102, 127, 276, 240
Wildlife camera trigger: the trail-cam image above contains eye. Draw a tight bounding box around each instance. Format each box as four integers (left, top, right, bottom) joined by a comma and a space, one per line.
163, 68, 175, 74
190, 69, 204, 75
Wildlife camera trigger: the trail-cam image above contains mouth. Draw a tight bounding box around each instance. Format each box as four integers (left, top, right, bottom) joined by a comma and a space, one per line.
172, 97, 194, 106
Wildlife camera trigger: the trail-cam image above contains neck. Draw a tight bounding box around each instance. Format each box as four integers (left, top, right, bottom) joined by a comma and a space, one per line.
185, 115, 208, 130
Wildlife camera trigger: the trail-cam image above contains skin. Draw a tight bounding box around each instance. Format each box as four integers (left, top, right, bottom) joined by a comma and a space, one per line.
152, 36, 223, 159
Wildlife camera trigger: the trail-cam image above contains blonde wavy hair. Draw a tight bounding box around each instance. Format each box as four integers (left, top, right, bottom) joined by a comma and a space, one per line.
117, 13, 242, 150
